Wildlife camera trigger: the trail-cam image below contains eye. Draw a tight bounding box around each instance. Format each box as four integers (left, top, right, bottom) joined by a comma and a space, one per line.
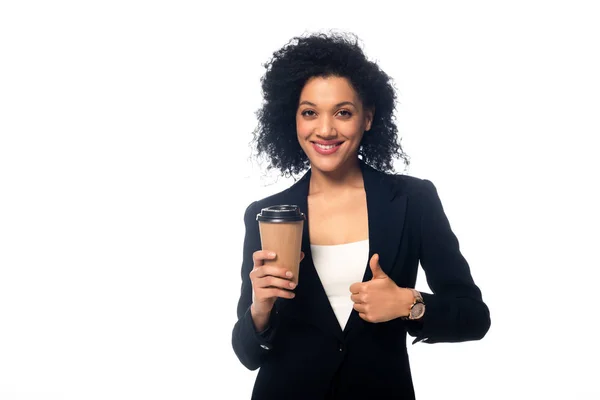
337, 110, 352, 117
301, 110, 316, 117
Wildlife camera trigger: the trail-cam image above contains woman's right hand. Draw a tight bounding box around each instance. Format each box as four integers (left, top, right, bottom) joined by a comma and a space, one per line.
249, 250, 304, 318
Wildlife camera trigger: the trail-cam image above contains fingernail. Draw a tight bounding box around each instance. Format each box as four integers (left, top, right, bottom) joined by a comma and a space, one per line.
270, 252, 276, 257
286, 271, 293, 278
289, 282, 296, 288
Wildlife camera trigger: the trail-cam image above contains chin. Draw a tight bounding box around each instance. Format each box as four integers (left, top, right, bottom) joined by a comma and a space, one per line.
309, 157, 345, 172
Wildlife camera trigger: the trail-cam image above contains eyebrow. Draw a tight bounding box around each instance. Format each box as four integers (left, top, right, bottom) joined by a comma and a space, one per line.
298, 101, 357, 108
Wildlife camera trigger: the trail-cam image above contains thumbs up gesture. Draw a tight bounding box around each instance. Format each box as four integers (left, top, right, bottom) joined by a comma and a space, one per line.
369, 253, 388, 280
349, 254, 413, 323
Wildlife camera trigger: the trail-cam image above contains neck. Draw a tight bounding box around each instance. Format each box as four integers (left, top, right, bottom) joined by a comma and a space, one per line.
308, 157, 364, 196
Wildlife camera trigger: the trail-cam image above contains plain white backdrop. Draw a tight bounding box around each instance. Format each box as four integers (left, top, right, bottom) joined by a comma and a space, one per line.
1, 1, 599, 399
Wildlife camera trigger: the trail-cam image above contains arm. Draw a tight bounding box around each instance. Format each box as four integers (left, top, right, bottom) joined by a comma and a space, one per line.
405, 180, 491, 344
231, 201, 280, 370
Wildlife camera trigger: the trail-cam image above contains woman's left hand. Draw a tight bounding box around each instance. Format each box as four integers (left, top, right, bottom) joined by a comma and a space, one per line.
350, 253, 413, 323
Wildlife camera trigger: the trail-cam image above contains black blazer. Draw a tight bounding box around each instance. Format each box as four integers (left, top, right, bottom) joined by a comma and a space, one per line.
232, 160, 490, 399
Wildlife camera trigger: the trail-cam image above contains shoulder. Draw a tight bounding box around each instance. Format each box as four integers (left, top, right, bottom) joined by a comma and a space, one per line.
242, 186, 295, 223
243, 169, 311, 218
383, 171, 438, 198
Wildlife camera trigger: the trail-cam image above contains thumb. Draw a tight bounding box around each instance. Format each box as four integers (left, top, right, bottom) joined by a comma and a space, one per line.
369, 254, 386, 279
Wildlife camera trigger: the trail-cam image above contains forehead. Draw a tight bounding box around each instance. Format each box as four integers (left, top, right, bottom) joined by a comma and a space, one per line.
299, 76, 360, 104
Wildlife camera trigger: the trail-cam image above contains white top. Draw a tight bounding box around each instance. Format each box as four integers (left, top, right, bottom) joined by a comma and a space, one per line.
310, 239, 369, 330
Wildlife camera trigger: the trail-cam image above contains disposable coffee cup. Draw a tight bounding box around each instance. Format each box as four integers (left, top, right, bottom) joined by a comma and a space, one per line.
256, 205, 305, 285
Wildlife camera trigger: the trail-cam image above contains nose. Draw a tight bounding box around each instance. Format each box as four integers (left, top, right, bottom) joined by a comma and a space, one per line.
316, 115, 335, 137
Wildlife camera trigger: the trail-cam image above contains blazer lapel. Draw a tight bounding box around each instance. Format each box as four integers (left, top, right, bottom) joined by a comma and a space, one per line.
272, 160, 408, 341
273, 167, 344, 341
343, 161, 408, 337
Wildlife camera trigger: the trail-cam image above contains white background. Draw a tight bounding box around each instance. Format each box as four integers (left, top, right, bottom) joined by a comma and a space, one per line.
1, 1, 599, 399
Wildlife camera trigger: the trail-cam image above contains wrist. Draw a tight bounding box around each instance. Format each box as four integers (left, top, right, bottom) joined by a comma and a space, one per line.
408, 289, 425, 320
250, 303, 272, 332
396, 287, 414, 319
397, 288, 425, 321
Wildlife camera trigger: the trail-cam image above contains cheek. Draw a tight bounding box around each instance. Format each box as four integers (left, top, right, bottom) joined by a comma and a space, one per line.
296, 119, 310, 137
341, 120, 365, 137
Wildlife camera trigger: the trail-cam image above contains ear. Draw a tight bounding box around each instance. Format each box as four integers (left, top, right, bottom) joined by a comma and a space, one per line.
364, 107, 375, 131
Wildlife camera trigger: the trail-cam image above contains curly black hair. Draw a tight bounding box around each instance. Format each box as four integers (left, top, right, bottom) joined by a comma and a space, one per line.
249, 31, 409, 179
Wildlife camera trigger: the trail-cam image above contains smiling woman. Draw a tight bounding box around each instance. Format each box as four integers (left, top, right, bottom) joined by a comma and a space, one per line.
250, 32, 409, 179
233, 31, 490, 400
296, 77, 373, 169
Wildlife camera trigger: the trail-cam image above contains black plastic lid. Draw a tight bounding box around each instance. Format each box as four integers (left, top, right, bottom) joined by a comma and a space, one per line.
256, 205, 305, 222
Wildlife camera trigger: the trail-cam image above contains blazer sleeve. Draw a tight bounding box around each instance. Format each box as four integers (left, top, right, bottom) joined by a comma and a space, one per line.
231, 201, 280, 370
406, 180, 491, 344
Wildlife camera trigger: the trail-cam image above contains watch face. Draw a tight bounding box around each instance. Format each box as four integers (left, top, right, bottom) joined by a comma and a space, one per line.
410, 303, 425, 319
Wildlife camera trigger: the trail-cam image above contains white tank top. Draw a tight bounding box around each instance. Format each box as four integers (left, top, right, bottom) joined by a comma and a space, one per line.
310, 239, 369, 330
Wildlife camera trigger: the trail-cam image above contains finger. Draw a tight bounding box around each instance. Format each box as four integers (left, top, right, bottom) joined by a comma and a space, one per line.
353, 303, 367, 313
358, 312, 371, 322
350, 293, 364, 304
256, 275, 297, 290
253, 250, 277, 267
369, 253, 386, 279
300, 251, 305, 262
252, 265, 294, 280
349, 282, 363, 294
259, 287, 296, 300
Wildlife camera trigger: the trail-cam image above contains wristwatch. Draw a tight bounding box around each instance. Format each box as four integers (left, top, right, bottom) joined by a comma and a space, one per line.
404, 289, 425, 320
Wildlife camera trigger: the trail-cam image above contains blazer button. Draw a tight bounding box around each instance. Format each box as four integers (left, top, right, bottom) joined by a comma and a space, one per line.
260, 344, 270, 350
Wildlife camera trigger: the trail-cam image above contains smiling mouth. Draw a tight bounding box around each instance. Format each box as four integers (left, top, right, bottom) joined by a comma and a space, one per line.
311, 141, 344, 155
310, 140, 345, 148
311, 141, 344, 150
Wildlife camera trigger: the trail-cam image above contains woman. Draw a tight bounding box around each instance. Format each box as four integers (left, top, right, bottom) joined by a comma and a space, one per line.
231, 32, 490, 399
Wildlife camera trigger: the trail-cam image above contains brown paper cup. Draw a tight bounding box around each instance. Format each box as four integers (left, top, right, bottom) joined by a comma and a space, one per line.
256, 205, 305, 285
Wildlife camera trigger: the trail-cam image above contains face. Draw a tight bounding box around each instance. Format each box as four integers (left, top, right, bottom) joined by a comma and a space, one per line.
296, 76, 373, 174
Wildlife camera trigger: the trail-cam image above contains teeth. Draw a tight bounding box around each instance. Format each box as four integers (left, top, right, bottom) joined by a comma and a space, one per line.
315, 143, 339, 150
